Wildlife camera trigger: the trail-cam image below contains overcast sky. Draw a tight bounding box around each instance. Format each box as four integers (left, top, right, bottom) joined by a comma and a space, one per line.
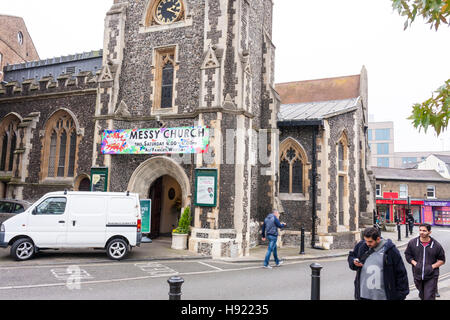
1, 0, 449, 153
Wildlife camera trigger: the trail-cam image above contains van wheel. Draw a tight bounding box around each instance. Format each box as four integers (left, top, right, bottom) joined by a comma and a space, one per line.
106, 239, 129, 260
11, 238, 35, 261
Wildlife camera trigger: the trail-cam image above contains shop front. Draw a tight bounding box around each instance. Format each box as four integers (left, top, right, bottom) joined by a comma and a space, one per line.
376, 196, 424, 225
423, 201, 450, 227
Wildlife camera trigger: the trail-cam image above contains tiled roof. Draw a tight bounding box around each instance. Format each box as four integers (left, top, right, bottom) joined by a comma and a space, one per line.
372, 167, 450, 182
278, 97, 360, 121
275, 75, 360, 105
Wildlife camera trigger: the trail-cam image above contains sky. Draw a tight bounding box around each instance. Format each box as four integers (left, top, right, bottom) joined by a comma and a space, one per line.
1, 0, 449, 153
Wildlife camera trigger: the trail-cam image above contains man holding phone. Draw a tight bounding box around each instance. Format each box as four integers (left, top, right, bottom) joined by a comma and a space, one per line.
348, 227, 409, 300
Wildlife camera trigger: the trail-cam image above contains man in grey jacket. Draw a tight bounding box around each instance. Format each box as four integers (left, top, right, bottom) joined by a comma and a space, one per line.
404, 223, 446, 300
261, 209, 286, 269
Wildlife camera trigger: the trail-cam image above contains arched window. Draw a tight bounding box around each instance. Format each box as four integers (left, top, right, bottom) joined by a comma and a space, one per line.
8, 132, 16, 171
0, 134, 8, 171
42, 111, 79, 179
337, 132, 349, 227
153, 48, 177, 110
161, 60, 174, 108
338, 142, 344, 171
0, 115, 20, 172
279, 138, 309, 195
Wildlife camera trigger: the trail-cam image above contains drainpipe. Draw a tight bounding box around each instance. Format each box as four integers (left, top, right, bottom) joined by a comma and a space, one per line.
311, 125, 318, 248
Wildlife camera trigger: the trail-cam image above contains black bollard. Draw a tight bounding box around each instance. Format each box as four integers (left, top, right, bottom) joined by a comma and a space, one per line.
405, 222, 409, 238
397, 223, 401, 241
300, 227, 305, 255
310, 263, 323, 300
168, 276, 184, 300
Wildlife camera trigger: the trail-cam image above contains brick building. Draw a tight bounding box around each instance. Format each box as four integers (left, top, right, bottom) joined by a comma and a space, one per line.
373, 166, 450, 227
0, 15, 39, 81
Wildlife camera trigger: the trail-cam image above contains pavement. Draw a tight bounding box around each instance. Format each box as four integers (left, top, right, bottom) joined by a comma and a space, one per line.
1, 228, 449, 299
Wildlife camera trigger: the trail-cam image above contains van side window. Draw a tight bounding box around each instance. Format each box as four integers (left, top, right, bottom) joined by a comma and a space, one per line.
35, 197, 67, 215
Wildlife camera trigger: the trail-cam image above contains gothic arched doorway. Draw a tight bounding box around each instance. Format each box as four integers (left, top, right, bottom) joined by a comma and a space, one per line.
148, 175, 182, 238
127, 156, 192, 239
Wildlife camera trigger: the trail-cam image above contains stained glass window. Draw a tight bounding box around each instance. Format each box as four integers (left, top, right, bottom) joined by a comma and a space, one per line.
57, 132, 67, 177
161, 61, 174, 108
68, 131, 77, 177
0, 134, 7, 171
279, 139, 307, 194
279, 159, 289, 193
338, 142, 344, 171
48, 132, 57, 177
44, 112, 78, 179
292, 159, 303, 193
8, 133, 16, 171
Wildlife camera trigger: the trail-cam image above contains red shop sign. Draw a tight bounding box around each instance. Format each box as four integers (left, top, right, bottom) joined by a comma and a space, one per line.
383, 192, 399, 199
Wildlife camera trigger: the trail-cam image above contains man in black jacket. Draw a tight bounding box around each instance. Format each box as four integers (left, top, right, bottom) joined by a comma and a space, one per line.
404, 223, 445, 300
348, 227, 409, 300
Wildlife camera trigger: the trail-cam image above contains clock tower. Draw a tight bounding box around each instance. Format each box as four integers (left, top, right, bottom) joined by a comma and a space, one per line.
94, 0, 279, 258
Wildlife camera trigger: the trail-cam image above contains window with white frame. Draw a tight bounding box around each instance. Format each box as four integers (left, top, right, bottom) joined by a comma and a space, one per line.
427, 185, 436, 198
376, 184, 382, 197
399, 184, 408, 198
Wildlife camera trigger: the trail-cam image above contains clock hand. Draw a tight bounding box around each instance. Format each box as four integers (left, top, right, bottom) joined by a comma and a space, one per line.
166, 7, 178, 14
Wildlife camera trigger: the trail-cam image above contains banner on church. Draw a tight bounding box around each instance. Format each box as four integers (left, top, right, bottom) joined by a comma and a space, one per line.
101, 126, 210, 154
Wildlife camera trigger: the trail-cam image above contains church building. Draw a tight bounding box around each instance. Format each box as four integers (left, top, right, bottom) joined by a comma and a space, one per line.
0, 0, 374, 257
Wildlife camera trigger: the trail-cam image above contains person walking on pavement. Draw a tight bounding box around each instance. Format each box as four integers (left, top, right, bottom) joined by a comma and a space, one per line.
404, 223, 446, 300
407, 211, 415, 234
261, 209, 286, 269
348, 227, 409, 300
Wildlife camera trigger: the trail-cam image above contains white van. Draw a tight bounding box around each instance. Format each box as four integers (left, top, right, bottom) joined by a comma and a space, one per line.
0, 191, 142, 261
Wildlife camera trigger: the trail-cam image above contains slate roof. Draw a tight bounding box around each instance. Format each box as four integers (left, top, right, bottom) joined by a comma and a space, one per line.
278, 97, 360, 121
433, 154, 450, 164
372, 167, 450, 182
3, 50, 103, 83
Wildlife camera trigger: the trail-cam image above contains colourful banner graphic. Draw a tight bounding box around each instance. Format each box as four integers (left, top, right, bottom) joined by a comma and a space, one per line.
101, 126, 210, 154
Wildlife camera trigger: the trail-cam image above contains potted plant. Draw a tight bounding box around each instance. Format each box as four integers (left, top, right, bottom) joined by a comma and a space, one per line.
171, 206, 191, 250
384, 222, 397, 232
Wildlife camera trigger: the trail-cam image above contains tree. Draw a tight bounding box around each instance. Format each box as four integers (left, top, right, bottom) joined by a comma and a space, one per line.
391, 0, 450, 135
392, 0, 449, 30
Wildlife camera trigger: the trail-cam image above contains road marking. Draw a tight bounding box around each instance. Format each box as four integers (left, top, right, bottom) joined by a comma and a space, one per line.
51, 267, 93, 281
0, 262, 288, 291
0, 256, 415, 292
197, 261, 224, 271
0, 259, 202, 271
134, 262, 178, 276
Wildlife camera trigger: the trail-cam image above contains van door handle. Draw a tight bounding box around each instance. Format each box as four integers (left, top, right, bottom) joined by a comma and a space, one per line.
58, 221, 65, 224
72, 221, 76, 226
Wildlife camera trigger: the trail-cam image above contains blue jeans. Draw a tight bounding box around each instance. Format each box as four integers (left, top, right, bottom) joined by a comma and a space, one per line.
264, 235, 280, 266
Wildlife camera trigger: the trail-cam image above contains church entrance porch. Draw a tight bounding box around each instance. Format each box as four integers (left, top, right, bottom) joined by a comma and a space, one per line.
127, 156, 191, 242
148, 175, 182, 239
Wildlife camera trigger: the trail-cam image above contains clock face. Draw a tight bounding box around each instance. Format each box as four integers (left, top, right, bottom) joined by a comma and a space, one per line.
155, 0, 182, 25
